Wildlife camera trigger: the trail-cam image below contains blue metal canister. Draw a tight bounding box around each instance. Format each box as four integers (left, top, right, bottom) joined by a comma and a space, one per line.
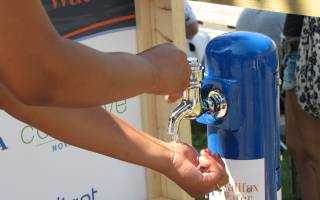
197, 31, 281, 200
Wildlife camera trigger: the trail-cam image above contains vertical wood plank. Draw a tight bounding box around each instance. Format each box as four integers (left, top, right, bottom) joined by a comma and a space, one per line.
135, 0, 192, 199
135, 0, 153, 51
170, 0, 187, 50
152, 1, 192, 199
135, 2, 163, 199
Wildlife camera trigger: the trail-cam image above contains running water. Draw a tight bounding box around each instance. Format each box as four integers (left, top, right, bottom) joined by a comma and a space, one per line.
172, 133, 180, 143
168, 119, 180, 142
168, 113, 183, 143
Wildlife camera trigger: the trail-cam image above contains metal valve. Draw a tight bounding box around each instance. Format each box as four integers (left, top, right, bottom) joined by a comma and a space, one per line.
168, 57, 228, 136
203, 90, 228, 120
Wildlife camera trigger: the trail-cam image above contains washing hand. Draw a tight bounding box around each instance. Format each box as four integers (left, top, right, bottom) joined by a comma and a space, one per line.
165, 142, 229, 197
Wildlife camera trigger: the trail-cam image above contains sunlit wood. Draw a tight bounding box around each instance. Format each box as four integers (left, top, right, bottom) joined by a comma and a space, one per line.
135, 0, 192, 199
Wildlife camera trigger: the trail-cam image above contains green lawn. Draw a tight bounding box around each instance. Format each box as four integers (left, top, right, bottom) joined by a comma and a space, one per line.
281, 151, 294, 200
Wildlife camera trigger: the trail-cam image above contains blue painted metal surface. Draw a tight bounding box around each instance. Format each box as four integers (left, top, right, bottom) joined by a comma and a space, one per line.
198, 31, 281, 200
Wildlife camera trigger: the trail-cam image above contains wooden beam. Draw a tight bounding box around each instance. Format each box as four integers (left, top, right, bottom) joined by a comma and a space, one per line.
135, 2, 162, 199
135, 0, 153, 51
200, 0, 320, 17
170, 0, 188, 50
135, 0, 192, 200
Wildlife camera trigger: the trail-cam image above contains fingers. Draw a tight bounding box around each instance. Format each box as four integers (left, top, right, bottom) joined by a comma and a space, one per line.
180, 59, 191, 91
198, 149, 229, 190
169, 141, 199, 166
180, 142, 199, 166
200, 149, 226, 170
183, 65, 191, 89
169, 146, 229, 198
202, 170, 229, 191
198, 156, 211, 171
165, 93, 182, 103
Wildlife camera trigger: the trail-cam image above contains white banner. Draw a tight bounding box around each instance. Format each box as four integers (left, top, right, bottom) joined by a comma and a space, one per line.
0, 28, 148, 200
210, 159, 265, 200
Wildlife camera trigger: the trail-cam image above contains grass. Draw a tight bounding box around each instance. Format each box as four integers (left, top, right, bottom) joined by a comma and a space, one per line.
191, 120, 294, 200
281, 151, 294, 200
191, 121, 207, 152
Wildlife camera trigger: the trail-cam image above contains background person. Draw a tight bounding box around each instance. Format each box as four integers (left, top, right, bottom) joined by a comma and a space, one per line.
236, 8, 286, 47
184, 0, 199, 40
283, 15, 320, 200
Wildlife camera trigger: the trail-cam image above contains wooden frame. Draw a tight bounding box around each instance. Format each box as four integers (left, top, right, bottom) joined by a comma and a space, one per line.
135, 0, 192, 200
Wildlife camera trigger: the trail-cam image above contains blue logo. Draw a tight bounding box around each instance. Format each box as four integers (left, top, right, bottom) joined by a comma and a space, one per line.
0, 137, 8, 151
57, 187, 98, 200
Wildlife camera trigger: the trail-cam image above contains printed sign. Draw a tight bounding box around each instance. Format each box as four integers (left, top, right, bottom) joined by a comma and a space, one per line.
0, 27, 147, 199
210, 159, 265, 200
42, 0, 135, 39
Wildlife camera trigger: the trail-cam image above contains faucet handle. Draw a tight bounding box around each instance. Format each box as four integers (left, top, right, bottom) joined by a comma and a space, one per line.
187, 57, 202, 71
203, 90, 228, 120
187, 57, 203, 86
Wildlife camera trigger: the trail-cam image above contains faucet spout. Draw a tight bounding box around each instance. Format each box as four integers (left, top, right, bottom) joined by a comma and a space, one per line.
168, 100, 192, 136
167, 57, 203, 138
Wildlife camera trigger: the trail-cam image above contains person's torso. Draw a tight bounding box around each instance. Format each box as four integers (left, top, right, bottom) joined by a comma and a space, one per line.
236, 9, 286, 46
283, 14, 304, 37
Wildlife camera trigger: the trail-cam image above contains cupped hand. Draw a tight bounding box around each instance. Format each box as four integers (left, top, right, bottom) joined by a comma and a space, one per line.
165, 142, 229, 198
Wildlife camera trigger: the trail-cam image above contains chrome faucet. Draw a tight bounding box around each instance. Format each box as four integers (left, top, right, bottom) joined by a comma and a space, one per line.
168, 57, 228, 137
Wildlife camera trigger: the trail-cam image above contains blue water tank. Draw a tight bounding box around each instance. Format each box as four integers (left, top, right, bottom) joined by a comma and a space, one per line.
198, 31, 281, 200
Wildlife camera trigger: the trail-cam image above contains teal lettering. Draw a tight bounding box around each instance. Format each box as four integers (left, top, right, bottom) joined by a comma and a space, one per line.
21, 126, 35, 144
37, 130, 49, 140
116, 100, 127, 114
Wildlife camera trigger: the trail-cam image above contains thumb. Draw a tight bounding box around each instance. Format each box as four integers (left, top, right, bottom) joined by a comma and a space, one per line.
200, 149, 226, 170
165, 93, 182, 103
199, 149, 229, 188
201, 171, 228, 191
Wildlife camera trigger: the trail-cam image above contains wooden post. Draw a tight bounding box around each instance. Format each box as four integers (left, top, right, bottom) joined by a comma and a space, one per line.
135, 0, 192, 199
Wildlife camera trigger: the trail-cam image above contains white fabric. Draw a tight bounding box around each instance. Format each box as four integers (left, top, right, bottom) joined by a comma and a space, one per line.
184, 0, 197, 25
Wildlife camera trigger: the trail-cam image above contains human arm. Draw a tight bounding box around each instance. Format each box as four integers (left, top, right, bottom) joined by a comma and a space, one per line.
0, 1, 189, 107
0, 84, 228, 197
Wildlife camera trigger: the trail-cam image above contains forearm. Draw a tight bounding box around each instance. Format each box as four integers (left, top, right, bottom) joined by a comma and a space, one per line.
2, 90, 172, 174
1, 37, 156, 107
40, 39, 157, 107
0, 2, 190, 108
0, 1, 158, 107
